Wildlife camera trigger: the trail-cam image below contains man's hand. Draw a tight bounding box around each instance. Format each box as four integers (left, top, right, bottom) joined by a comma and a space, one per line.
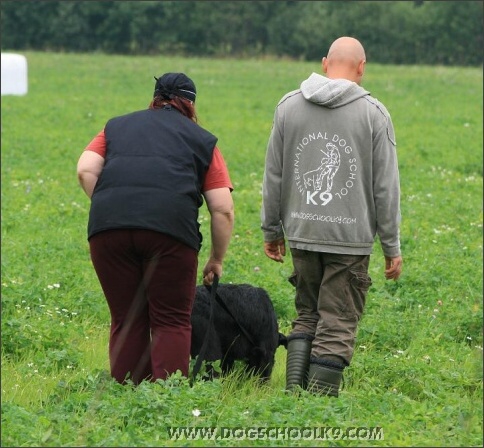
264, 238, 286, 263
384, 255, 402, 281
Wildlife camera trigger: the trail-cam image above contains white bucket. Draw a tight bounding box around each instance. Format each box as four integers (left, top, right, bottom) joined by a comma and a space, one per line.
1, 53, 28, 96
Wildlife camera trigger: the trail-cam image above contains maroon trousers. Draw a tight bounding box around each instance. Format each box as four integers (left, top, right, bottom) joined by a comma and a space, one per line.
89, 229, 198, 384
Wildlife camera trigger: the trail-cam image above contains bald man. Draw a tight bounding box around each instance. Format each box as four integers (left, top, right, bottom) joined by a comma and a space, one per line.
261, 36, 402, 397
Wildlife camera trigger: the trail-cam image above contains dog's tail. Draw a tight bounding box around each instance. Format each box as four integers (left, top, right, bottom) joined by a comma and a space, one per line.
278, 332, 288, 349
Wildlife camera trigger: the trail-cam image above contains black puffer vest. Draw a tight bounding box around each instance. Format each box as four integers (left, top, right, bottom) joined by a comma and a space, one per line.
87, 106, 217, 251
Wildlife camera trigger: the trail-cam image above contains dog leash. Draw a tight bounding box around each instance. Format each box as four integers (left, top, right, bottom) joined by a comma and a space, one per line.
211, 286, 257, 348
190, 273, 219, 386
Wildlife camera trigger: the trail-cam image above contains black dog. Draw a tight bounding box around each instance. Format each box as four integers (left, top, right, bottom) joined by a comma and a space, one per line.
190, 283, 287, 381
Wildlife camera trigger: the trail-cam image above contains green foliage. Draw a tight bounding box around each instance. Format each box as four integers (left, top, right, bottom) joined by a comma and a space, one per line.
1, 1, 482, 65
1, 52, 483, 446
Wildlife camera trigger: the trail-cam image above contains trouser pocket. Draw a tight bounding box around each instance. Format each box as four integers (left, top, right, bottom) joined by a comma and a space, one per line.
349, 269, 372, 318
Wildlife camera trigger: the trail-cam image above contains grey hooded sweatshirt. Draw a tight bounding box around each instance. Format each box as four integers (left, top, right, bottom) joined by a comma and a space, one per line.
261, 72, 401, 257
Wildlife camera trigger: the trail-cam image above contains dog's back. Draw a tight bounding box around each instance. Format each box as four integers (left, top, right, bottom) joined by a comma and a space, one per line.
191, 283, 283, 379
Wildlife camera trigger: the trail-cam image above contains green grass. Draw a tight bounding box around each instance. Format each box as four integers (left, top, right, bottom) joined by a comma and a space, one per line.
1, 52, 482, 447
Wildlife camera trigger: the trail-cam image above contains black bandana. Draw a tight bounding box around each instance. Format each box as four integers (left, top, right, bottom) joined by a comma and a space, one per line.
153, 72, 197, 103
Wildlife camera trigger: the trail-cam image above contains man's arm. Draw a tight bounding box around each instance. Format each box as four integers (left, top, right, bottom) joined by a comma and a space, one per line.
261, 107, 286, 257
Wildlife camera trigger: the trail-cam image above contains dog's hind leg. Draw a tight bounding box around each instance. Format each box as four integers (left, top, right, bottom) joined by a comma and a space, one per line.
221, 357, 235, 375
246, 347, 275, 381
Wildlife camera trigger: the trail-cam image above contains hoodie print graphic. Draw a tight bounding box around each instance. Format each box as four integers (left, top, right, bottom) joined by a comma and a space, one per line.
303, 143, 340, 202
294, 131, 358, 209
303, 142, 340, 195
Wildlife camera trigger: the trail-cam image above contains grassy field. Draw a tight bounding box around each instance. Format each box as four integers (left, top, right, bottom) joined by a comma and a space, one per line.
1, 52, 482, 447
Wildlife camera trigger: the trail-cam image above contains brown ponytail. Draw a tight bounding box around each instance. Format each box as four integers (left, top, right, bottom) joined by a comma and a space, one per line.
149, 96, 198, 123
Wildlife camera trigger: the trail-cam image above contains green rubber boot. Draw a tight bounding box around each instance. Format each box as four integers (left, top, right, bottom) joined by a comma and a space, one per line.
285, 333, 314, 391
307, 358, 345, 397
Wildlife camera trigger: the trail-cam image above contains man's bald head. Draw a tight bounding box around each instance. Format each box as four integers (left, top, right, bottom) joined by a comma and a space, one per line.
322, 36, 367, 84
327, 37, 366, 64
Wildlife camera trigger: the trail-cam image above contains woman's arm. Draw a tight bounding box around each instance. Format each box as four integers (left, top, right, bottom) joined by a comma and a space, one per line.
202, 187, 234, 285
77, 150, 105, 198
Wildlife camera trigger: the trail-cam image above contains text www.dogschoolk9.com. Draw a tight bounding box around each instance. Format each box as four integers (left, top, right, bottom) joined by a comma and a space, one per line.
167, 426, 384, 441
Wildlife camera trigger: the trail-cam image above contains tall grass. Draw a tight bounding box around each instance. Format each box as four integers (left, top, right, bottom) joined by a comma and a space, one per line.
1, 52, 482, 447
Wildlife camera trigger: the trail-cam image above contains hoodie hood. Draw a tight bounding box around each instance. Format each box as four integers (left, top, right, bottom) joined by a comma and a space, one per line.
300, 72, 369, 108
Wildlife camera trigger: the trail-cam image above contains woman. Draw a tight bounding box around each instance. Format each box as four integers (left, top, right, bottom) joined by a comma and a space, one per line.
77, 72, 234, 384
